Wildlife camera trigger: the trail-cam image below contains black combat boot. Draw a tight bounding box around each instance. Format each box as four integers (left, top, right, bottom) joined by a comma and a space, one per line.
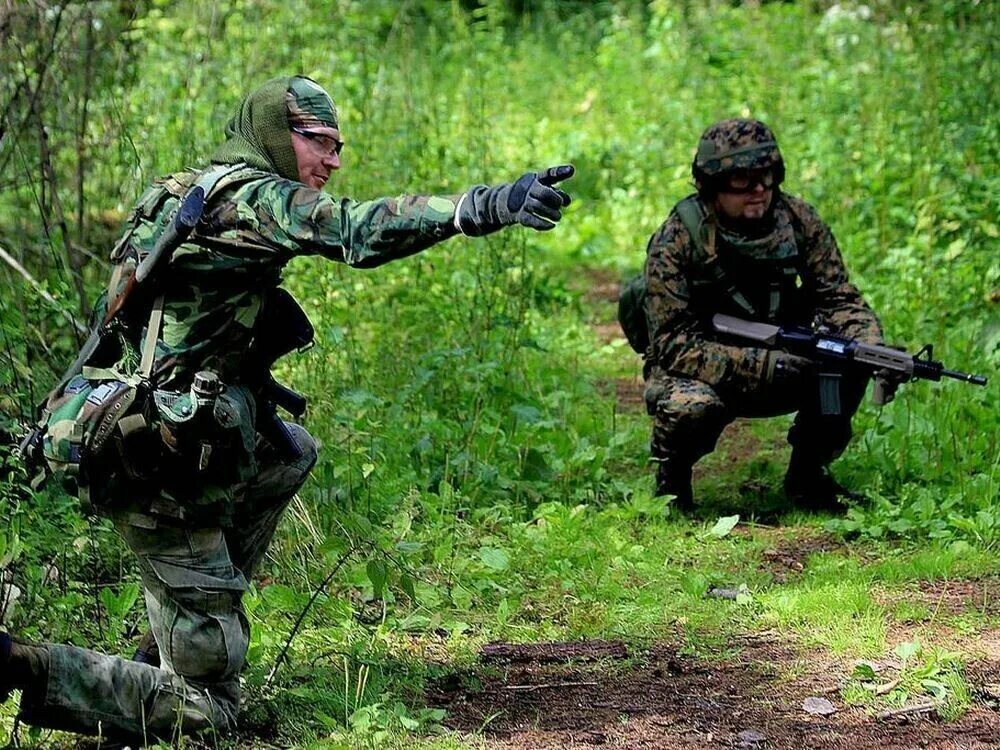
655, 459, 695, 513
783, 453, 863, 511
133, 630, 161, 667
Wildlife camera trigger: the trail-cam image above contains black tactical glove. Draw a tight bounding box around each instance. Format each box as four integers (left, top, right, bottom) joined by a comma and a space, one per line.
456, 164, 574, 236
764, 350, 813, 385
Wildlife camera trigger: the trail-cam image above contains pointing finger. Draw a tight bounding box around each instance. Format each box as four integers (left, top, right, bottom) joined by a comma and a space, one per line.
537, 164, 575, 186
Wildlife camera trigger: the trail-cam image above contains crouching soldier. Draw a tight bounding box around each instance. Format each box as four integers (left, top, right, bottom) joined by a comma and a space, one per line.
636, 119, 884, 512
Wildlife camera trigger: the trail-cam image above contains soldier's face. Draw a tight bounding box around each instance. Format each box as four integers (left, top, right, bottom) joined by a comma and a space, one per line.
291, 127, 343, 189
713, 181, 773, 222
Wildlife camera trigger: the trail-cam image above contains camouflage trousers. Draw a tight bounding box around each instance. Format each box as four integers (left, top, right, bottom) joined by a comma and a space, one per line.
16, 422, 317, 742
644, 365, 868, 468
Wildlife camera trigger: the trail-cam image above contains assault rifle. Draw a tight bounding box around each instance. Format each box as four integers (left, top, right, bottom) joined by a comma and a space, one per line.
245, 287, 314, 460
712, 314, 987, 407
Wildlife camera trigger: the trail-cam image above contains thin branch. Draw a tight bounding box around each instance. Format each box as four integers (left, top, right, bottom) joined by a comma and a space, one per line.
0, 242, 87, 333
265, 545, 362, 687
876, 701, 939, 720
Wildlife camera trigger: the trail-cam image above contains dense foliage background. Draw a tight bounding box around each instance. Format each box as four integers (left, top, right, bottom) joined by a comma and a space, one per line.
0, 1, 996, 747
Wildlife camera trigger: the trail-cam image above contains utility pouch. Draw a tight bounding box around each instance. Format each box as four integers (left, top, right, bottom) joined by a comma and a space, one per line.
37, 375, 157, 510
154, 380, 257, 492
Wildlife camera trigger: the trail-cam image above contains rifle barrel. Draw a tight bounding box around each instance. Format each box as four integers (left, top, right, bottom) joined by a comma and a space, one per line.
941, 368, 988, 386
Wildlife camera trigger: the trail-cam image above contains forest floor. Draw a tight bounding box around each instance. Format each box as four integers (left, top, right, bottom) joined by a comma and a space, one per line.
420, 269, 1000, 750
429, 632, 1000, 749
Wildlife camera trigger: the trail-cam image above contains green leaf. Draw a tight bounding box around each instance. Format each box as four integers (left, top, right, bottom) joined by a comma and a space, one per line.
852, 663, 878, 681
399, 573, 416, 600
511, 403, 542, 424
479, 547, 510, 570
707, 514, 740, 538
894, 639, 920, 662
921, 678, 948, 701
366, 559, 388, 596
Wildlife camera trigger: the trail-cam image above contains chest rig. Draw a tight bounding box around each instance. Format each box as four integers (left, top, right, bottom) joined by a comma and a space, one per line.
676, 195, 807, 324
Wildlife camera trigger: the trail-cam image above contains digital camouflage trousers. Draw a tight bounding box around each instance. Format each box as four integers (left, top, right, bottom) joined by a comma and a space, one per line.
15, 422, 317, 742
644, 365, 868, 469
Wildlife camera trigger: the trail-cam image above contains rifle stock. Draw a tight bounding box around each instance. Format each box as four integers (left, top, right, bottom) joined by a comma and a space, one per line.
103, 185, 205, 327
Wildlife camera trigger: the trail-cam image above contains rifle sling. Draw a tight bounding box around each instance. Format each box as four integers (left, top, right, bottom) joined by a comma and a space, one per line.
140, 295, 165, 380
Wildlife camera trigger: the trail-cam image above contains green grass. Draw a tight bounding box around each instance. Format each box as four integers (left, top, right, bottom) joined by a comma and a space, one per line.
1, 1, 998, 747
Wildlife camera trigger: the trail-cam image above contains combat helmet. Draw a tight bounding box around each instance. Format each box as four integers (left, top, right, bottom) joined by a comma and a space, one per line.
691, 118, 785, 191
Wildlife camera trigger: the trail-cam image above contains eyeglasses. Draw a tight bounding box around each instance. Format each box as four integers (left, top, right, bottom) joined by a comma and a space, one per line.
721, 169, 776, 194
291, 127, 344, 157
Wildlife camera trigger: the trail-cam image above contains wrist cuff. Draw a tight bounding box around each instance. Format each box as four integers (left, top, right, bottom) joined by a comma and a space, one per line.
454, 192, 470, 235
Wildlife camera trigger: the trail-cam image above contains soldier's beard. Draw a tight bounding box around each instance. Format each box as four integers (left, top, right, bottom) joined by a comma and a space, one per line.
714, 193, 777, 239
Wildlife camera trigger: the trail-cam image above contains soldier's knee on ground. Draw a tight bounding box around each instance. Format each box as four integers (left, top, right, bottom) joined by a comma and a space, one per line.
146, 672, 239, 738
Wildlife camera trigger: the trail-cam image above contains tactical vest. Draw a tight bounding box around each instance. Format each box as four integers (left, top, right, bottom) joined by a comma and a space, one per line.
618, 194, 808, 354
24, 163, 266, 515
676, 195, 807, 324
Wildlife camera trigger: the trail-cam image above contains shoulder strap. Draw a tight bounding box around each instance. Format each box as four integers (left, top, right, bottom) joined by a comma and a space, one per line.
675, 195, 757, 318
198, 162, 264, 200
675, 196, 713, 258
779, 195, 813, 291
782, 194, 808, 250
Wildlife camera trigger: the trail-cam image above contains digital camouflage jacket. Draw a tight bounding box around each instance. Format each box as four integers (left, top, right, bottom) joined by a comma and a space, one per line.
644, 192, 881, 393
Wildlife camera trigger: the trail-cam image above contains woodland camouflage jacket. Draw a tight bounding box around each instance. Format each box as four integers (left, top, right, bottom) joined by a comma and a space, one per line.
113, 164, 461, 391
644, 192, 882, 394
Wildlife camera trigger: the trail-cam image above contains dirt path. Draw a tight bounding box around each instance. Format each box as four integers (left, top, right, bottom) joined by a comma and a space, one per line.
429, 638, 1000, 749
423, 270, 997, 748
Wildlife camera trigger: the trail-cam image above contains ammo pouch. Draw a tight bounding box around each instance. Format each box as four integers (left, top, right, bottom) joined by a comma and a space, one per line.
153, 383, 258, 495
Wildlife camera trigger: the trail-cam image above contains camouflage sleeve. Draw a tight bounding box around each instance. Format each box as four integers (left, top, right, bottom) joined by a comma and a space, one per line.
218, 177, 461, 268
789, 197, 883, 343
644, 213, 772, 393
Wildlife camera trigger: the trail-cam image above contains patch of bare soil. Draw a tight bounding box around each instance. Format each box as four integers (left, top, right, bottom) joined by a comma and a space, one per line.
753, 528, 848, 583
579, 268, 626, 307
911, 577, 1000, 619
594, 322, 627, 344
428, 637, 1000, 750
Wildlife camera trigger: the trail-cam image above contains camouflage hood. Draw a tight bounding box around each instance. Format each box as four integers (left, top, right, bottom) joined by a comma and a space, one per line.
211, 76, 339, 182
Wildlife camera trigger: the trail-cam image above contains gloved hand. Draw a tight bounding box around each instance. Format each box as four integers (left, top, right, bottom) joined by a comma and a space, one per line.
763, 350, 813, 385
872, 368, 908, 405
455, 164, 574, 236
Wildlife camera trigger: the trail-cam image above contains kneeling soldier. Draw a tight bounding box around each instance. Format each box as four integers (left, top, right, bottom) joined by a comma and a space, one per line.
3, 75, 573, 742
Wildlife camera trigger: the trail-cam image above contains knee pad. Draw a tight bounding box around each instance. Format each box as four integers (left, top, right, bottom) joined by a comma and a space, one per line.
283, 422, 319, 475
